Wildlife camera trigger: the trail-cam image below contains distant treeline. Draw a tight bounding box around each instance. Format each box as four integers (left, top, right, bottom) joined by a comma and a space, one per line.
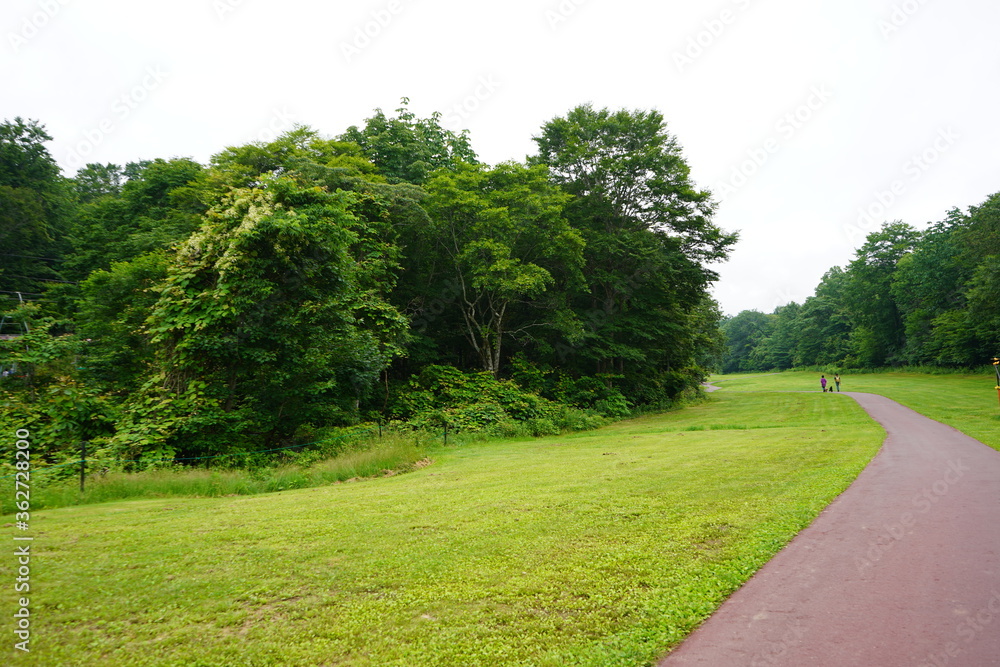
720, 195, 1000, 373
0, 102, 735, 469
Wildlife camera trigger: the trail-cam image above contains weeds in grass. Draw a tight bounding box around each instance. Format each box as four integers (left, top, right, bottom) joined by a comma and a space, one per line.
1, 434, 428, 513
2, 407, 620, 514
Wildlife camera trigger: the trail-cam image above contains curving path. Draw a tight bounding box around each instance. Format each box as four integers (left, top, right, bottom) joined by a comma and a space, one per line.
659, 392, 1000, 666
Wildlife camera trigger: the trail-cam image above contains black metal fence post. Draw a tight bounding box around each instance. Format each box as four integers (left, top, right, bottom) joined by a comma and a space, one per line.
80, 441, 87, 493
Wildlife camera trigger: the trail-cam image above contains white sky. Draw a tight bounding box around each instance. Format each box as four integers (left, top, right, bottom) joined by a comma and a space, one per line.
3, 0, 999, 315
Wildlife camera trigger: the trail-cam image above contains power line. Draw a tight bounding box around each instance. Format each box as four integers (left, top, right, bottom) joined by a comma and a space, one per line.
0, 253, 64, 262
7, 275, 77, 284
0, 426, 381, 480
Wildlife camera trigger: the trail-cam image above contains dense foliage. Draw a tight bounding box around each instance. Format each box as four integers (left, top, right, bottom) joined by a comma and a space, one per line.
720, 197, 1000, 372
0, 103, 734, 470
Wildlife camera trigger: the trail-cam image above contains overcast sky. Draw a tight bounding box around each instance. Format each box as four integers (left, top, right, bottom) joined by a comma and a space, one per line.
4, 0, 998, 315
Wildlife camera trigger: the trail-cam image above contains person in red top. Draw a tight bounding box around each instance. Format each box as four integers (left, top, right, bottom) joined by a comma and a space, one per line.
820, 375, 828, 392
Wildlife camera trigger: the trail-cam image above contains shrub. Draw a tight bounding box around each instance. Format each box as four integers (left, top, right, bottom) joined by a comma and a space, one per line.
393, 365, 606, 433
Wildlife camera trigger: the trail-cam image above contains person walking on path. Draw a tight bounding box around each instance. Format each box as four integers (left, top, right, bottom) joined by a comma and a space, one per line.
834, 374, 841, 392
820, 375, 828, 392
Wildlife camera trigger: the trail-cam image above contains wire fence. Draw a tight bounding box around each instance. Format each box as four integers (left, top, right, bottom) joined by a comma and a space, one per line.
0, 426, 387, 482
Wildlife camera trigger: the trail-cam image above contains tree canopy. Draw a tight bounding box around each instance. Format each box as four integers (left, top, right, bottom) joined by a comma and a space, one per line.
1, 106, 734, 470
721, 195, 1000, 372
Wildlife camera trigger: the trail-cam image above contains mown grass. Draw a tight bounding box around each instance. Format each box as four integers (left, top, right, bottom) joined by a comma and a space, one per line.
710, 370, 1000, 451
1, 392, 882, 666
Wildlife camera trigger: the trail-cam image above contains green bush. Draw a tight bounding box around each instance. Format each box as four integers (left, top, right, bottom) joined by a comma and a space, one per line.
553, 374, 632, 417
394, 365, 607, 434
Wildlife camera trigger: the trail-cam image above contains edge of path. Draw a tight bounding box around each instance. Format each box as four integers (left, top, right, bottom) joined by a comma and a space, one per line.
658, 390, 1000, 666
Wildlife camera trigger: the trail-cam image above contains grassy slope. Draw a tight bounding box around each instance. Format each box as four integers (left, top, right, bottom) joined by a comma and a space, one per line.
0, 438, 429, 515
2, 392, 882, 667
711, 370, 1000, 452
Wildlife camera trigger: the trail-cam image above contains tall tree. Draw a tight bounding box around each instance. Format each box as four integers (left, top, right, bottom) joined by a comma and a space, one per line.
114, 175, 408, 460
65, 158, 207, 279
339, 99, 478, 185
421, 161, 583, 375
843, 221, 919, 366
531, 105, 736, 396
755, 302, 802, 370
720, 310, 774, 373
891, 211, 976, 364
73, 163, 124, 203
958, 192, 1000, 359
794, 267, 854, 366
0, 117, 72, 291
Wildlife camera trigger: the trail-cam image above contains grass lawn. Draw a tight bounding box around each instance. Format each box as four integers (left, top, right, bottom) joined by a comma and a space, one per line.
1, 392, 883, 666
710, 370, 1000, 452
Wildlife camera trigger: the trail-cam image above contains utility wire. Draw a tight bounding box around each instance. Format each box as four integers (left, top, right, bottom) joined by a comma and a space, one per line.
0, 427, 380, 480
0, 254, 64, 262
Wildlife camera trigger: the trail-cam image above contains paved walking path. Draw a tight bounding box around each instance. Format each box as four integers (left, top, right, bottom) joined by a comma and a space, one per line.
659, 392, 1000, 666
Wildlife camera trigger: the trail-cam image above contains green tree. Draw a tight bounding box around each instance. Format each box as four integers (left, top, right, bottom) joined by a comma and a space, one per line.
531, 104, 736, 398
0, 117, 73, 291
795, 267, 854, 367
115, 176, 408, 461
421, 161, 583, 375
843, 222, 919, 366
720, 310, 774, 373
891, 211, 977, 365
957, 191, 1000, 260
755, 302, 802, 370
75, 252, 168, 394
339, 99, 478, 185
73, 163, 124, 203
0, 306, 114, 466
65, 158, 207, 279
965, 262, 1000, 357
956, 192, 1000, 360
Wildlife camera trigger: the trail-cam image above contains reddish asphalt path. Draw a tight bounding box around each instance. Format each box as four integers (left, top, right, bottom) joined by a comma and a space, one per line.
659, 392, 1000, 666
